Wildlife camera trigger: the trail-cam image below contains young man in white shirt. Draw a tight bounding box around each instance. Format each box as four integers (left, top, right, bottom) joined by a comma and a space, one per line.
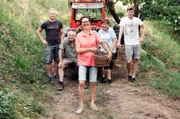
118, 6, 146, 82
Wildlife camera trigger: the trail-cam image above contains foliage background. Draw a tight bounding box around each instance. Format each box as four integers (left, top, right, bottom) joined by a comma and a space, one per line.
0, 0, 69, 118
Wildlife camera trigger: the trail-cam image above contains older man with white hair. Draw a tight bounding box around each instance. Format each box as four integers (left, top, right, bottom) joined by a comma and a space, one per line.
58, 30, 77, 91
36, 8, 64, 82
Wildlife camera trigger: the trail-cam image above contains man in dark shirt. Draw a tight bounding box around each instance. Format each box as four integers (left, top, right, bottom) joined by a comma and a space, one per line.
58, 31, 77, 91
36, 8, 64, 82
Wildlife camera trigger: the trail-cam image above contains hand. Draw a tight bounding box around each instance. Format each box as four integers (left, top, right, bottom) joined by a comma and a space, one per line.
107, 52, 112, 64
58, 61, 64, 68
91, 47, 97, 53
139, 37, 144, 44
42, 40, 48, 46
116, 44, 121, 49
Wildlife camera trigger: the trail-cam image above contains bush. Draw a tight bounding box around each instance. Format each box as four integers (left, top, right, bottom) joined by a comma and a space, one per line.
140, 0, 180, 32
0, 88, 17, 119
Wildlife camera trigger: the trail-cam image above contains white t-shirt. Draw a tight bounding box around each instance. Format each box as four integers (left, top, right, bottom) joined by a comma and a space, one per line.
120, 17, 143, 45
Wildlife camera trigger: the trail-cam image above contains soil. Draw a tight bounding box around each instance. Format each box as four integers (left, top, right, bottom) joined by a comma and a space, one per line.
40, 49, 180, 119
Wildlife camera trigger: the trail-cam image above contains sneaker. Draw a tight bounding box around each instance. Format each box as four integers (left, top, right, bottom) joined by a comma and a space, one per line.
57, 81, 64, 91
128, 76, 132, 80
90, 103, 98, 111
132, 78, 136, 82
128, 77, 136, 83
106, 80, 112, 84
100, 77, 105, 83
76, 105, 84, 114
44, 76, 52, 83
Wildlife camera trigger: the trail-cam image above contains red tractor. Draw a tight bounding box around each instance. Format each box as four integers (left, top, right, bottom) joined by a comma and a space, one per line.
68, 0, 106, 32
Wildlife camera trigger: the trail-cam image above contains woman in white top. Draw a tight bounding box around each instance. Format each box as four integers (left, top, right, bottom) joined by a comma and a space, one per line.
98, 18, 117, 84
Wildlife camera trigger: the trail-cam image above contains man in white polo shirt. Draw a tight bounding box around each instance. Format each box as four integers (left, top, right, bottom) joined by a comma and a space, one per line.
118, 6, 146, 82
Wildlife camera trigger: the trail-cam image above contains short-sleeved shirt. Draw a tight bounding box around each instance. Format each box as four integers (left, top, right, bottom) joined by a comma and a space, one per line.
120, 17, 143, 45
76, 30, 100, 66
41, 20, 63, 46
59, 38, 77, 59
98, 28, 117, 53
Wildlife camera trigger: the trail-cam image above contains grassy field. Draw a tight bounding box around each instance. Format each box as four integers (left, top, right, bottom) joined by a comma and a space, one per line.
139, 21, 180, 98
0, 0, 69, 118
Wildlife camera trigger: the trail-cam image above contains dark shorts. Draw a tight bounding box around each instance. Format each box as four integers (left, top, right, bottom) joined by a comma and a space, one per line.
45, 45, 59, 64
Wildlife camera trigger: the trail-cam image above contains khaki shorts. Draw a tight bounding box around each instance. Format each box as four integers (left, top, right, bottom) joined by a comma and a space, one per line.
125, 44, 141, 61
63, 58, 77, 66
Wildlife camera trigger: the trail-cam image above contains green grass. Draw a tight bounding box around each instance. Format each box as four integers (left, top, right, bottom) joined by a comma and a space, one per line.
142, 21, 180, 68
0, 0, 69, 118
138, 20, 180, 98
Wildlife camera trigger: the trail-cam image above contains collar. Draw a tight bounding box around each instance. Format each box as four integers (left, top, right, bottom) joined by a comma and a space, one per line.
81, 30, 93, 37
48, 19, 56, 23
128, 17, 134, 20
101, 28, 110, 33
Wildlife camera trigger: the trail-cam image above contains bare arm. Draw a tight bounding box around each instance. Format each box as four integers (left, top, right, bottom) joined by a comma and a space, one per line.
111, 38, 117, 52
117, 26, 124, 48
139, 24, 146, 43
36, 27, 48, 46
76, 43, 97, 54
59, 29, 64, 43
99, 40, 112, 63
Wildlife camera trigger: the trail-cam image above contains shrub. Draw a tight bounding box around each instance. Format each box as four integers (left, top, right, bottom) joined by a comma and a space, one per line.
140, 0, 180, 32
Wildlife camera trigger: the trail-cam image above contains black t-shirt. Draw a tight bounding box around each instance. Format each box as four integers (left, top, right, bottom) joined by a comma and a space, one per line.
41, 20, 63, 45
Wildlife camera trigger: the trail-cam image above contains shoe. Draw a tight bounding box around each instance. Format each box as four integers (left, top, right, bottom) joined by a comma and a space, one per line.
106, 80, 112, 84
90, 103, 98, 111
76, 105, 84, 114
132, 78, 136, 82
44, 76, 52, 83
100, 77, 105, 83
53, 75, 59, 80
57, 81, 64, 91
128, 77, 136, 83
128, 76, 132, 80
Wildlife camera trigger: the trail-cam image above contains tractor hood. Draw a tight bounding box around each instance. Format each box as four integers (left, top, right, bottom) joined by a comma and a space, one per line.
72, 3, 103, 9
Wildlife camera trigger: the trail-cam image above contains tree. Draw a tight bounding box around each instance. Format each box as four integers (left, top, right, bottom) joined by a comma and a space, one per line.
134, 0, 139, 17
140, 0, 180, 31
105, 0, 139, 24
106, 0, 120, 23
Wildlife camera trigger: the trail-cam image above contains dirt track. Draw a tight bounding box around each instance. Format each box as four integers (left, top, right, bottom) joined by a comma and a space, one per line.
40, 49, 180, 119
41, 66, 180, 119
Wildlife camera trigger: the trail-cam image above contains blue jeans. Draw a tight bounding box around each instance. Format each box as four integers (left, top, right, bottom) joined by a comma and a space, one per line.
45, 45, 59, 64
78, 66, 97, 82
